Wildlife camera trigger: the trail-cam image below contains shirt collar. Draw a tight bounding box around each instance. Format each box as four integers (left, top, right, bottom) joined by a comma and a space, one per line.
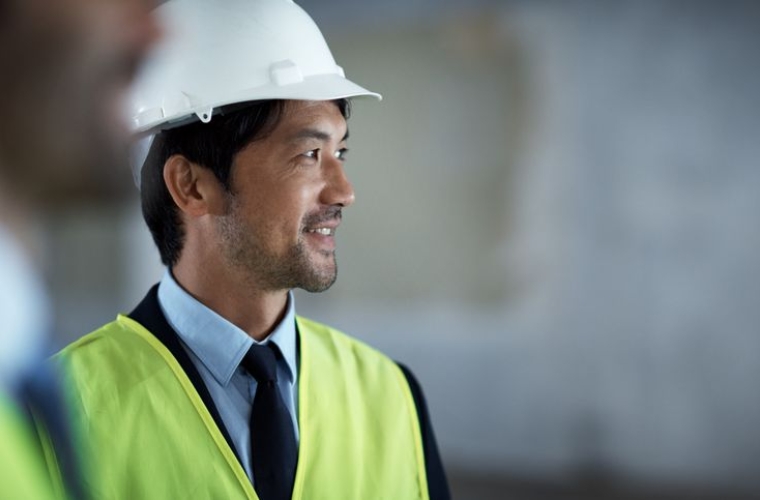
157, 269, 298, 386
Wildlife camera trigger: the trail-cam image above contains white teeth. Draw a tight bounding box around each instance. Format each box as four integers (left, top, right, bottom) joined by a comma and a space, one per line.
308, 227, 332, 236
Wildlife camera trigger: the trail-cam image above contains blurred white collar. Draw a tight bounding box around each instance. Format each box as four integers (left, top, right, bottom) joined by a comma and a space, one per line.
0, 224, 50, 391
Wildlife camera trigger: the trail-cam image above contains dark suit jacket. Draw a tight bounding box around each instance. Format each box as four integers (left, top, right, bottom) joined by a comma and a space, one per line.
129, 286, 451, 500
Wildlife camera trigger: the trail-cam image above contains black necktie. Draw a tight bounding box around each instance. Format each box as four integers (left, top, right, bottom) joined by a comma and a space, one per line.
242, 343, 297, 500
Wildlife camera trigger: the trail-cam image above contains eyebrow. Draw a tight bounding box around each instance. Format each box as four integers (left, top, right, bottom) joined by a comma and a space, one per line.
288, 127, 350, 143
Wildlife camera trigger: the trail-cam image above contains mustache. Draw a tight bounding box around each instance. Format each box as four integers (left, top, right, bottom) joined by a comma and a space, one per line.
302, 206, 343, 228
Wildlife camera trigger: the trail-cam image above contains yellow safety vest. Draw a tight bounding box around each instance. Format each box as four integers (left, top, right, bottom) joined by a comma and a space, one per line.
0, 394, 61, 499
57, 314, 429, 500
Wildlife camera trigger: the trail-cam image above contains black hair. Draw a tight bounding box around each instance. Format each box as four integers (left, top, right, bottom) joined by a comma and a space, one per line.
140, 99, 350, 267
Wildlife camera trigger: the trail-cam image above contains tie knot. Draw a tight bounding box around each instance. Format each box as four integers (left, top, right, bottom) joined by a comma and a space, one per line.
242, 343, 280, 383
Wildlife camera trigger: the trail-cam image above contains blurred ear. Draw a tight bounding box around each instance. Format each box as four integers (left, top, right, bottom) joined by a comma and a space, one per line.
163, 155, 226, 217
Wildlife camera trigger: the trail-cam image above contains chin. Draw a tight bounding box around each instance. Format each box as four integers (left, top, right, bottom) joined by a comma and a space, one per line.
299, 267, 338, 293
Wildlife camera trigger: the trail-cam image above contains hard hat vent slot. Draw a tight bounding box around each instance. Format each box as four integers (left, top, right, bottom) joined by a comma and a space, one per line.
270, 60, 304, 86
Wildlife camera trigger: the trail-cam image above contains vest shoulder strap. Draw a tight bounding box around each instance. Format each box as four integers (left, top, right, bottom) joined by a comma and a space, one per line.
58, 317, 255, 499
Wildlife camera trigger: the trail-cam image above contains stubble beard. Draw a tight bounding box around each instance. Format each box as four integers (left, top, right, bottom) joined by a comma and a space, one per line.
216, 196, 338, 294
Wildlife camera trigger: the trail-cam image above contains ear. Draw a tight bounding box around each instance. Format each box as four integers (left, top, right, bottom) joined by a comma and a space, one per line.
163, 155, 226, 217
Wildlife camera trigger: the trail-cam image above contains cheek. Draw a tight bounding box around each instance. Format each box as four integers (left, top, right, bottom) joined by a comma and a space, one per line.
247, 188, 307, 237
283, 187, 321, 240
239, 174, 323, 235
287, 192, 313, 230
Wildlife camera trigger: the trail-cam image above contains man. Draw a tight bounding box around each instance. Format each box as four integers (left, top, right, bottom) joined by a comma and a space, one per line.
0, 0, 160, 497
57, 0, 450, 499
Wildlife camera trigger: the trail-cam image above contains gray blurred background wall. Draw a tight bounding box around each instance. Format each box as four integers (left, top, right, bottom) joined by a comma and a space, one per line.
44, 1, 760, 498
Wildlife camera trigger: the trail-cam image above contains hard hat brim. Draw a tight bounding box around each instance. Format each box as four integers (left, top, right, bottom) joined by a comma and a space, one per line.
135, 74, 381, 135
230, 73, 382, 104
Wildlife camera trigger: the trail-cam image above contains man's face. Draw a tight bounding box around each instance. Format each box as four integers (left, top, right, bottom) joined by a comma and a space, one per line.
0, 0, 160, 204
214, 100, 355, 293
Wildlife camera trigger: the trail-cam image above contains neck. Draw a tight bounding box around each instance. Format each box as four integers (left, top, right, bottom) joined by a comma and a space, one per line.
172, 258, 289, 342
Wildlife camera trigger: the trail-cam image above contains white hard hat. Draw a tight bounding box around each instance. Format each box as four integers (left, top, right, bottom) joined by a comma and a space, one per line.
130, 0, 381, 135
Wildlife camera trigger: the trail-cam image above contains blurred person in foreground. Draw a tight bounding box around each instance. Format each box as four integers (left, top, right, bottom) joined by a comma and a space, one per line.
55, 0, 450, 499
0, 0, 160, 497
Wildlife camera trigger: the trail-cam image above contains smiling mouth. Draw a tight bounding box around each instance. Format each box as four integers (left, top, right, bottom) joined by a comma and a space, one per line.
303, 207, 342, 239
306, 227, 335, 236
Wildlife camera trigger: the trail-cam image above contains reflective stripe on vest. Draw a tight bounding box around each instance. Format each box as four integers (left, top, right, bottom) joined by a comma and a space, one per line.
58, 314, 429, 500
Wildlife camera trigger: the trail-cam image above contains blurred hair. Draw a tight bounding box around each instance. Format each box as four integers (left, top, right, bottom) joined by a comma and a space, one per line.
141, 99, 350, 267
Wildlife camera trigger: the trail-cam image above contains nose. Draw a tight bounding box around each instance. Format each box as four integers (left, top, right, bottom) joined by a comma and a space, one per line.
321, 158, 355, 208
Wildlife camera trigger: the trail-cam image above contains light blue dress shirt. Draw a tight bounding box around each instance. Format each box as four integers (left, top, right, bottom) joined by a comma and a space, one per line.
157, 270, 299, 483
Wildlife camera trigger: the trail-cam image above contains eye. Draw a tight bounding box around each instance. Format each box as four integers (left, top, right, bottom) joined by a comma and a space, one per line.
335, 148, 349, 161
302, 149, 319, 160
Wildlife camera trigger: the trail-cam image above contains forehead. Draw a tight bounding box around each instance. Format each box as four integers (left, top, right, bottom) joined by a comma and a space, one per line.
272, 100, 348, 141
